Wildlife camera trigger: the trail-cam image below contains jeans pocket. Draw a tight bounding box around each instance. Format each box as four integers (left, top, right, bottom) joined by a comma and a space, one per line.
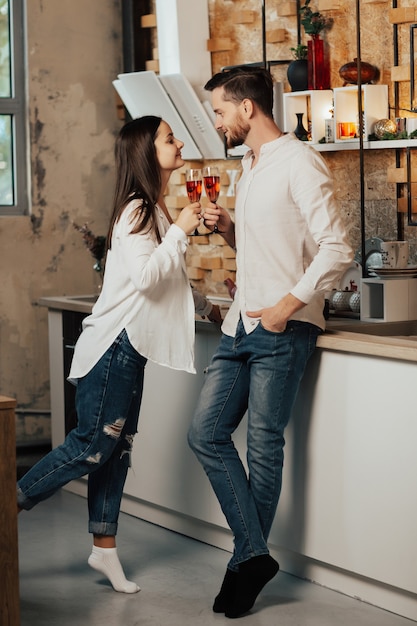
259, 321, 287, 335
118, 329, 147, 366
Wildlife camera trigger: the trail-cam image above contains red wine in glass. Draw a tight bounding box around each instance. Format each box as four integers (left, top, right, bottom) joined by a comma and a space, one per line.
186, 180, 202, 203
203, 166, 221, 233
204, 176, 220, 201
185, 169, 203, 236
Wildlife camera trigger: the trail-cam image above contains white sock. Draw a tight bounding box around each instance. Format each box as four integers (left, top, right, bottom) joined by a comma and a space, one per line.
88, 546, 140, 594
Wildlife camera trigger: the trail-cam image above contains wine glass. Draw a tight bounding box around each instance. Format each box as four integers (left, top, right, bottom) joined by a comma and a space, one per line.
185, 168, 203, 236
203, 166, 221, 233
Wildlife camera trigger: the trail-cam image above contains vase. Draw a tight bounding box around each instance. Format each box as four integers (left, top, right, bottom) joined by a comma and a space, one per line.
294, 112, 308, 141
338, 58, 377, 86
308, 35, 330, 90
287, 59, 308, 92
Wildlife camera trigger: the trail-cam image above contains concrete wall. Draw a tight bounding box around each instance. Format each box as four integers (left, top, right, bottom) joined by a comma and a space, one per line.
0, 0, 122, 441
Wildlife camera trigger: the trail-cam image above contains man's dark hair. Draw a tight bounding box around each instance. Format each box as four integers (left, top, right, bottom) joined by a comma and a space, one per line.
204, 66, 274, 118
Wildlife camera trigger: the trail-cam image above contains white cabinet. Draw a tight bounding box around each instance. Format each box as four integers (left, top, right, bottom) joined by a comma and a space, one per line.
333, 84, 388, 142
278, 348, 417, 620
360, 277, 417, 322
283, 89, 333, 144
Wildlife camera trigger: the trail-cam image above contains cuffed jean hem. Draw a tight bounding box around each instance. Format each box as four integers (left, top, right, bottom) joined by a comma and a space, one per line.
17, 486, 37, 511
89, 521, 118, 536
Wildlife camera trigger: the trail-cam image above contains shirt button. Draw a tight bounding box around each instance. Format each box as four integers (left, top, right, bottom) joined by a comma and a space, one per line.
250, 321, 255, 326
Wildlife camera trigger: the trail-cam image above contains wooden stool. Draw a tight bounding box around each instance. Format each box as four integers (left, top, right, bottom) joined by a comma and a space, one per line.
0, 395, 20, 625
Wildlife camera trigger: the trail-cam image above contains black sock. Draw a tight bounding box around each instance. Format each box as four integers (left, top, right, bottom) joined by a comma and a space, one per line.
213, 568, 239, 613
225, 554, 279, 619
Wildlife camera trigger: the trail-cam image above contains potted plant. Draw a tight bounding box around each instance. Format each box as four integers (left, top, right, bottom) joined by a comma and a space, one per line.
299, 0, 333, 36
299, 0, 333, 90
287, 44, 308, 92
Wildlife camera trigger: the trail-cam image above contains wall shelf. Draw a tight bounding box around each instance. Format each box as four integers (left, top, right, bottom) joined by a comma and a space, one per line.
282, 86, 395, 149
312, 138, 417, 152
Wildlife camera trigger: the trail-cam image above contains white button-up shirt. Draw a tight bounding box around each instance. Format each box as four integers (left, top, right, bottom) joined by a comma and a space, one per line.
222, 133, 353, 336
69, 200, 199, 379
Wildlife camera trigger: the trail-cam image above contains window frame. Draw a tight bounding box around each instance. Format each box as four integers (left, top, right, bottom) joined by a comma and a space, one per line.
0, 0, 29, 216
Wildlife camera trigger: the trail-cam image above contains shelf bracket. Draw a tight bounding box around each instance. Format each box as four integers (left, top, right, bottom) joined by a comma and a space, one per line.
406, 146, 417, 225
410, 24, 417, 112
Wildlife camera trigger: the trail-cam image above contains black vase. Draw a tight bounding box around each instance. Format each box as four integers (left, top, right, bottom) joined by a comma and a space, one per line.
287, 59, 308, 92
294, 112, 308, 141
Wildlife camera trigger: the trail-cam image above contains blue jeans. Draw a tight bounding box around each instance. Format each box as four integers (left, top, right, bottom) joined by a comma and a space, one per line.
17, 329, 146, 536
188, 318, 321, 570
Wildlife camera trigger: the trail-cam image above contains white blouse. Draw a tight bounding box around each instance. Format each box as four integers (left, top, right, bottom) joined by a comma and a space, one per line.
69, 199, 204, 380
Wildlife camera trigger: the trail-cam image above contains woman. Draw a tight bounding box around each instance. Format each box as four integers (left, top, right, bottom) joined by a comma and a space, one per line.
17, 116, 221, 593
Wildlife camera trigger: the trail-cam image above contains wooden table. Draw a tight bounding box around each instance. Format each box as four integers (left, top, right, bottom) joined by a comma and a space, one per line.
0, 395, 20, 625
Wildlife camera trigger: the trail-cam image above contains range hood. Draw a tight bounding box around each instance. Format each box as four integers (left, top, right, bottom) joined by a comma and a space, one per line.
114, 0, 281, 160
113, 71, 226, 160
114, 0, 226, 160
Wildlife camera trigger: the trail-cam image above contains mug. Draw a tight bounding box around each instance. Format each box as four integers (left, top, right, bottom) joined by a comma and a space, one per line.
380, 240, 409, 269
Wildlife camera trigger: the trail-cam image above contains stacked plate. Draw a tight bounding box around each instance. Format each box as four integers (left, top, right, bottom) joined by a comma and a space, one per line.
368, 265, 417, 279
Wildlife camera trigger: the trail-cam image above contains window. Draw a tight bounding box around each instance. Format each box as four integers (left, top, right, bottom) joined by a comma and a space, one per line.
0, 0, 28, 215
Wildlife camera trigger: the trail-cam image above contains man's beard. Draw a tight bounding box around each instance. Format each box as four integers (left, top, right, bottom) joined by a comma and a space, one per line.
226, 114, 250, 148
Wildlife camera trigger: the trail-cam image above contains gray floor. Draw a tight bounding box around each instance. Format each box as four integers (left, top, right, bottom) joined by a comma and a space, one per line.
18, 490, 414, 626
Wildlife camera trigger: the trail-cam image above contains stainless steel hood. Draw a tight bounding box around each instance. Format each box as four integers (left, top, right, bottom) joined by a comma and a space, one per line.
113, 71, 226, 160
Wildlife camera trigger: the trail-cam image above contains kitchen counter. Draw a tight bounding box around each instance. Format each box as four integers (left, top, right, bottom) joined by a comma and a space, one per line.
39, 294, 417, 621
39, 294, 99, 314
39, 294, 417, 362
38, 294, 231, 328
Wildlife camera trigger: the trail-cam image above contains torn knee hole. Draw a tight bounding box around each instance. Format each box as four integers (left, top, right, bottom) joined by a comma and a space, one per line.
86, 452, 102, 464
103, 418, 126, 439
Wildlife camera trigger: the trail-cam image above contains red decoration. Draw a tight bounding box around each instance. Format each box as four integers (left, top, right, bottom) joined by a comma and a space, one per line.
307, 35, 330, 90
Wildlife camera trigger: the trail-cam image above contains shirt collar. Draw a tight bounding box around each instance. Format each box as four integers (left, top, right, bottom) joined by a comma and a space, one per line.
241, 134, 287, 169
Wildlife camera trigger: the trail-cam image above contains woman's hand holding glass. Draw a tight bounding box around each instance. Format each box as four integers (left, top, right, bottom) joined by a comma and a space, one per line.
176, 201, 203, 236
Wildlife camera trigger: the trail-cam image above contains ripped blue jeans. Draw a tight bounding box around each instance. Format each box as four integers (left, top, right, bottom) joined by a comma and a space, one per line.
17, 329, 146, 536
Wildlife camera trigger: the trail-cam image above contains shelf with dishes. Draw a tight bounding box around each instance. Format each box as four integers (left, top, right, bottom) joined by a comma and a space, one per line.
368, 265, 417, 279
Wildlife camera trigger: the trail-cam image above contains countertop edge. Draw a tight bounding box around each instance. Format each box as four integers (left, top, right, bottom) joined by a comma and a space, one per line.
39, 296, 417, 362
38, 295, 226, 330
318, 330, 417, 362
38, 296, 96, 314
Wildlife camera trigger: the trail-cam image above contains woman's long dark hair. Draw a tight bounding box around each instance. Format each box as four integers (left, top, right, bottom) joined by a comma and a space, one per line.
107, 115, 162, 249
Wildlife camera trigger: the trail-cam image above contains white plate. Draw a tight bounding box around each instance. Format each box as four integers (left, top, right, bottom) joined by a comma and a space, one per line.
370, 275, 417, 280
369, 265, 417, 272
368, 266, 417, 278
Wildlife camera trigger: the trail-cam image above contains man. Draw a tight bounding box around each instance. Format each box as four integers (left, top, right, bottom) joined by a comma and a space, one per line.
187, 66, 353, 619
